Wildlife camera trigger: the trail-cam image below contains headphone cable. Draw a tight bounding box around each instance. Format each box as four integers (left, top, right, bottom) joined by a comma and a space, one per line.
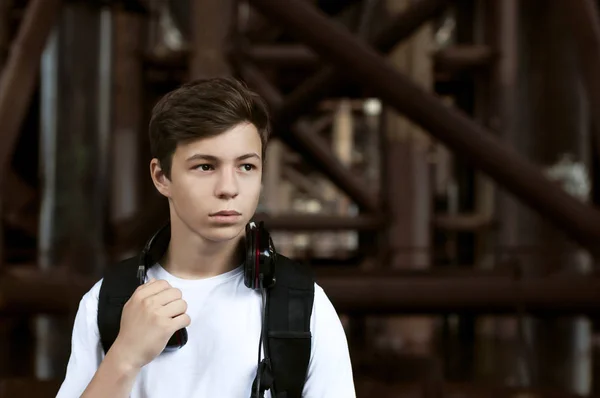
255, 274, 268, 398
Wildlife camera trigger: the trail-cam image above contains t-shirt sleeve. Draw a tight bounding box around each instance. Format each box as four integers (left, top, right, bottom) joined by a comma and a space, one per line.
56, 279, 105, 398
302, 283, 356, 398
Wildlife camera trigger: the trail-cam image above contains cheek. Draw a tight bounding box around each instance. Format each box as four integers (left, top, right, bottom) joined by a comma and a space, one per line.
171, 177, 210, 206
240, 176, 262, 203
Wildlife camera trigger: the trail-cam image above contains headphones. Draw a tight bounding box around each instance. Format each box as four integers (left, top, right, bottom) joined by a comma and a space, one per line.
136, 220, 277, 352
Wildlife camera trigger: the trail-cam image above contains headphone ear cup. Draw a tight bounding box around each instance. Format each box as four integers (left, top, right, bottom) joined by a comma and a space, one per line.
258, 226, 275, 287
244, 223, 257, 289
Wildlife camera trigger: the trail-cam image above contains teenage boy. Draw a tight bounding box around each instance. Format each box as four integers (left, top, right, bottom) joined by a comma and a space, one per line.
56, 77, 356, 398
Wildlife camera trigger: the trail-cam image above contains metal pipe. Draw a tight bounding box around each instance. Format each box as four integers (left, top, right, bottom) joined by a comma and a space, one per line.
434, 44, 494, 71
317, 273, 600, 315
563, 0, 600, 161
4, 267, 600, 316
0, 0, 62, 185
247, 44, 318, 66
238, 61, 379, 212
253, 213, 383, 230
272, 0, 450, 128
247, 0, 600, 257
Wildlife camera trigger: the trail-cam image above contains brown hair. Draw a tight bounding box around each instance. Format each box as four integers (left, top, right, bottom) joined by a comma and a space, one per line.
149, 77, 271, 179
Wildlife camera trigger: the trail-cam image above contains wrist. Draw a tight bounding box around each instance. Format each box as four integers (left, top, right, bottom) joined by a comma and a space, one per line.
105, 340, 142, 377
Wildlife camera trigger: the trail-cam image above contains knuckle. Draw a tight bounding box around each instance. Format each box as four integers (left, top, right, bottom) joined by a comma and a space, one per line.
142, 296, 154, 310
158, 280, 171, 289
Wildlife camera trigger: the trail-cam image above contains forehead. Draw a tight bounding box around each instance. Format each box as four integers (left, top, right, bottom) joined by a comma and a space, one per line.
174, 122, 262, 159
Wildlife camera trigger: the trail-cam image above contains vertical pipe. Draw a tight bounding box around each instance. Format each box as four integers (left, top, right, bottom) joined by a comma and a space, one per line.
503, 1, 593, 393
381, 0, 434, 357
112, 8, 143, 250
36, 1, 111, 379
189, 0, 233, 78
97, 6, 112, 249
36, 23, 59, 380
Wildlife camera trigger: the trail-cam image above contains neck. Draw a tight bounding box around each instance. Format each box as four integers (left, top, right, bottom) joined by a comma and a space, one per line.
160, 215, 243, 280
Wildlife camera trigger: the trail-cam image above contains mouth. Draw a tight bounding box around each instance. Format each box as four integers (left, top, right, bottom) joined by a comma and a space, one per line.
210, 210, 242, 217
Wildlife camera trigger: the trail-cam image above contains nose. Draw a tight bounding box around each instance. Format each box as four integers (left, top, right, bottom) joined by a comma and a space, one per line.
214, 167, 239, 199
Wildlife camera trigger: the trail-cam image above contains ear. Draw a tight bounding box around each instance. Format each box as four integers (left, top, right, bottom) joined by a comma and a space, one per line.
150, 158, 171, 198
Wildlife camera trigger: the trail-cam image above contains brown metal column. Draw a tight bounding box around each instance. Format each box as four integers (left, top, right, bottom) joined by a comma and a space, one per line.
37, 1, 111, 379
477, 0, 524, 388
190, 0, 233, 79
505, 1, 593, 394
381, 0, 434, 355
0, 0, 12, 378
563, 0, 600, 160
111, 9, 144, 260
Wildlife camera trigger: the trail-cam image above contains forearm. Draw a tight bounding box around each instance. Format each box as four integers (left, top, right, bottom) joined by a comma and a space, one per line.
81, 346, 141, 398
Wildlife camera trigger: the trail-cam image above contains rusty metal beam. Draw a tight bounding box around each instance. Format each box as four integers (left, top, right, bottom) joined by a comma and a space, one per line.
563, 0, 600, 160
0, 0, 62, 186
281, 166, 326, 201
316, 272, 600, 315
4, 266, 600, 316
0, 0, 11, 67
434, 44, 495, 72
0, 378, 62, 398
2, 171, 38, 235
247, 0, 600, 257
434, 213, 495, 231
272, 0, 450, 128
237, 61, 380, 212
247, 44, 318, 67
0, 266, 91, 315
246, 43, 494, 73
253, 213, 383, 230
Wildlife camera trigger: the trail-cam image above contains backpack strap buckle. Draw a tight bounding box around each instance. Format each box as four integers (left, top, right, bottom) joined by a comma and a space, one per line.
250, 358, 274, 398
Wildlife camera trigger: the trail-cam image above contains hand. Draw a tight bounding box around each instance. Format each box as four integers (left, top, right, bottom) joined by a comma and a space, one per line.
109, 278, 191, 370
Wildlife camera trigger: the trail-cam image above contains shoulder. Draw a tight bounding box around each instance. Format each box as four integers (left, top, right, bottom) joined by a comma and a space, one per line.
81, 278, 103, 310
303, 283, 356, 396
311, 283, 342, 330
70, 278, 103, 342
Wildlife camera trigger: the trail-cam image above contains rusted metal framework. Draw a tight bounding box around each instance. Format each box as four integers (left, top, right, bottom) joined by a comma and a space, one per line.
1, 0, 600, 396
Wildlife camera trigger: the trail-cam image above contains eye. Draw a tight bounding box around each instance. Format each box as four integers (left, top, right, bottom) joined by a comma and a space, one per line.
195, 164, 214, 171
240, 164, 256, 171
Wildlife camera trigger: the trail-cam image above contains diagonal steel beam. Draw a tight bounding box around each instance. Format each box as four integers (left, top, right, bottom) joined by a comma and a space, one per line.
248, 0, 600, 256
0, 0, 62, 186
237, 60, 379, 212
274, 0, 450, 128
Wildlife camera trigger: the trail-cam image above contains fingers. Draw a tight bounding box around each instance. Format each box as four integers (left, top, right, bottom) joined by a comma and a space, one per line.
135, 279, 172, 301
169, 313, 192, 332
158, 299, 187, 318
152, 286, 183, 306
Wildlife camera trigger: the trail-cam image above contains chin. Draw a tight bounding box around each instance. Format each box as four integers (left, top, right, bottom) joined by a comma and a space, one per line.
201, 223, 246, 243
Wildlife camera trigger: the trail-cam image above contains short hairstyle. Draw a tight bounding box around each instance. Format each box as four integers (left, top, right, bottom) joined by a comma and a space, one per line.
149, 77, 271, 179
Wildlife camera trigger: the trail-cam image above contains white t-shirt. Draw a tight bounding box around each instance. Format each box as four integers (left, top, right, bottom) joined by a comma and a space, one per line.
56, 263, 356, 397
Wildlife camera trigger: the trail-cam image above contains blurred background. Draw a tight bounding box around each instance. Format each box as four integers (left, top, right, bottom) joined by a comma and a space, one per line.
2, 0, 600, 396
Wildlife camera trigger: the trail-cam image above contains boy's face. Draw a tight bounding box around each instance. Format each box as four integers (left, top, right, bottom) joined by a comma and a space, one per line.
151, 122, 263, 243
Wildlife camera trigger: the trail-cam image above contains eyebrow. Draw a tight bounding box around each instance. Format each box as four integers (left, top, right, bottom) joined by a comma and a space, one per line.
185, 153, 261, 162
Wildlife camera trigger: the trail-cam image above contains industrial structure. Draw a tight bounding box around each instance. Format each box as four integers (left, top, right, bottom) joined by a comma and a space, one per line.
1, 0, 600, 396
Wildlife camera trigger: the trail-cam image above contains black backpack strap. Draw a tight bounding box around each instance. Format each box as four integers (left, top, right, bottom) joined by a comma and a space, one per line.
266, 255, 315, 398
97, 256, 140, 353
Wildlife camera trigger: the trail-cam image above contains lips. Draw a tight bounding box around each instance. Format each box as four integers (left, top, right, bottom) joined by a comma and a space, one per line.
210, 210, 241, 216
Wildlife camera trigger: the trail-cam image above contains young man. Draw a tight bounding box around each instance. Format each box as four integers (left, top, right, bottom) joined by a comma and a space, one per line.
56, 77, 355, 397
